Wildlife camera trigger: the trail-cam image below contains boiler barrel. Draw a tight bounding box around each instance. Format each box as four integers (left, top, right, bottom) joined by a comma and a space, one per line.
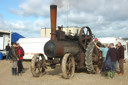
44, 40, 80, 58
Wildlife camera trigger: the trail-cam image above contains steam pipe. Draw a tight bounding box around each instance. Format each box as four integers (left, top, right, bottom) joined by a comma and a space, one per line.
50, 5, 57, 41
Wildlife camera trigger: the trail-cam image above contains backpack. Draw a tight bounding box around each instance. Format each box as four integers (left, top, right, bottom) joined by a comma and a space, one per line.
104, 56, 112, 71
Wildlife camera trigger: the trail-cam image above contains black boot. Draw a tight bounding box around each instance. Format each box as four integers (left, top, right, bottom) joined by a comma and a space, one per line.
21, 68, 25, 73
14, 68, 19, 76
12, 68, 15, 75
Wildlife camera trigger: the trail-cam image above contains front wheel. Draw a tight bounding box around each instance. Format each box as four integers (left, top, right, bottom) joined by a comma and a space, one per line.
31, 53, 46, 77
62, 53, 75, 79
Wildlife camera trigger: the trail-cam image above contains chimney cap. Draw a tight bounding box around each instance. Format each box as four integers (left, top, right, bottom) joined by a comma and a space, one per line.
50, 5, 57, 8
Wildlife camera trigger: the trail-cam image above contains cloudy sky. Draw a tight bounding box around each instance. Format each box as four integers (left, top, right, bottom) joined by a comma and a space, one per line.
0, 0, 128, 38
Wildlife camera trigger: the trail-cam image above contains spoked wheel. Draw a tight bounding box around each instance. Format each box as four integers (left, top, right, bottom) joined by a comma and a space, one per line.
79, 26, 93, 50
62, 53, 75, 79
85, 41, 103, 73
31, 53, 46, 77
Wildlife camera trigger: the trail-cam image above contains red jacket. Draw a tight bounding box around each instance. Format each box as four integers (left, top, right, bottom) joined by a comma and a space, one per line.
17, 46, 24, 60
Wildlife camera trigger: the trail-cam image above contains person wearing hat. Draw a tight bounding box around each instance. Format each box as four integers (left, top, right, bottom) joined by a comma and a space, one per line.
94, 42, 109, 74
16, 42, 25, 75
9, 42, 19, 76
94, 43, 109, 62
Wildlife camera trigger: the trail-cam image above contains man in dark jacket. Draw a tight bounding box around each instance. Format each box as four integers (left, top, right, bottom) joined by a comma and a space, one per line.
16, 43, 25, 74
117, 42, 124, 75
106, 43, 118, 78
5, 43, 10, 60
9, 43, 19, 76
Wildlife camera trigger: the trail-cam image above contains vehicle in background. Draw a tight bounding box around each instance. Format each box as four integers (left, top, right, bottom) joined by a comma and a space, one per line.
0, 30, 11, 56
18, 37, 50, 60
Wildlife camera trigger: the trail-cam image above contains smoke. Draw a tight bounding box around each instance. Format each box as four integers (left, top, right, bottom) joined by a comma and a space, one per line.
51, 0, 63, 8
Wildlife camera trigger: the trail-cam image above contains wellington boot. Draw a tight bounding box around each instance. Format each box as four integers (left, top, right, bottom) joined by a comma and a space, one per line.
111, 71, 115, 78
107, 71, 111, 78
14, 68, 19, 76
12, 68, 15, 75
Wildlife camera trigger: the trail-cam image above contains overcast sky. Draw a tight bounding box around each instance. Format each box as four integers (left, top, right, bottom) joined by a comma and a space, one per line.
0, 0, 128, 38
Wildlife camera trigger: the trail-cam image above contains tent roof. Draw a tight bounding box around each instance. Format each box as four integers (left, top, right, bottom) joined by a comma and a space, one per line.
11, 32, 25, 43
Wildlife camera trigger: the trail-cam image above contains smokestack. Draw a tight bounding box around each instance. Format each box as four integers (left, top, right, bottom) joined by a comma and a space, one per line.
50, 5, 57, 41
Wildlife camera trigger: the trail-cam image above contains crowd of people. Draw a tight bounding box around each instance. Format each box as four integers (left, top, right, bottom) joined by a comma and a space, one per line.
6, 42, 25, 76
95, 41, 124, 78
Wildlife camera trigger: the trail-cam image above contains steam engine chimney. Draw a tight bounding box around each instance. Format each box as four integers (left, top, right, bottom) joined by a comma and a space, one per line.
50, 5, 57, 41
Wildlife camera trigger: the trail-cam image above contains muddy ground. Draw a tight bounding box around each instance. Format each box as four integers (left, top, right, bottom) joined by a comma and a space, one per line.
0, 60, 128, 85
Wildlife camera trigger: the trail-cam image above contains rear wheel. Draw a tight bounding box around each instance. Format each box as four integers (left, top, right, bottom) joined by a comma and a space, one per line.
62, 53, 75, 79
31, 53, 46, 77
85, 41, 103, 73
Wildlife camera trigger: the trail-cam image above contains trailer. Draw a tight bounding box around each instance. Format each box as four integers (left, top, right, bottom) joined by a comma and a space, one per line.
18, 37, 50, 60
0, 30, 11, 56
